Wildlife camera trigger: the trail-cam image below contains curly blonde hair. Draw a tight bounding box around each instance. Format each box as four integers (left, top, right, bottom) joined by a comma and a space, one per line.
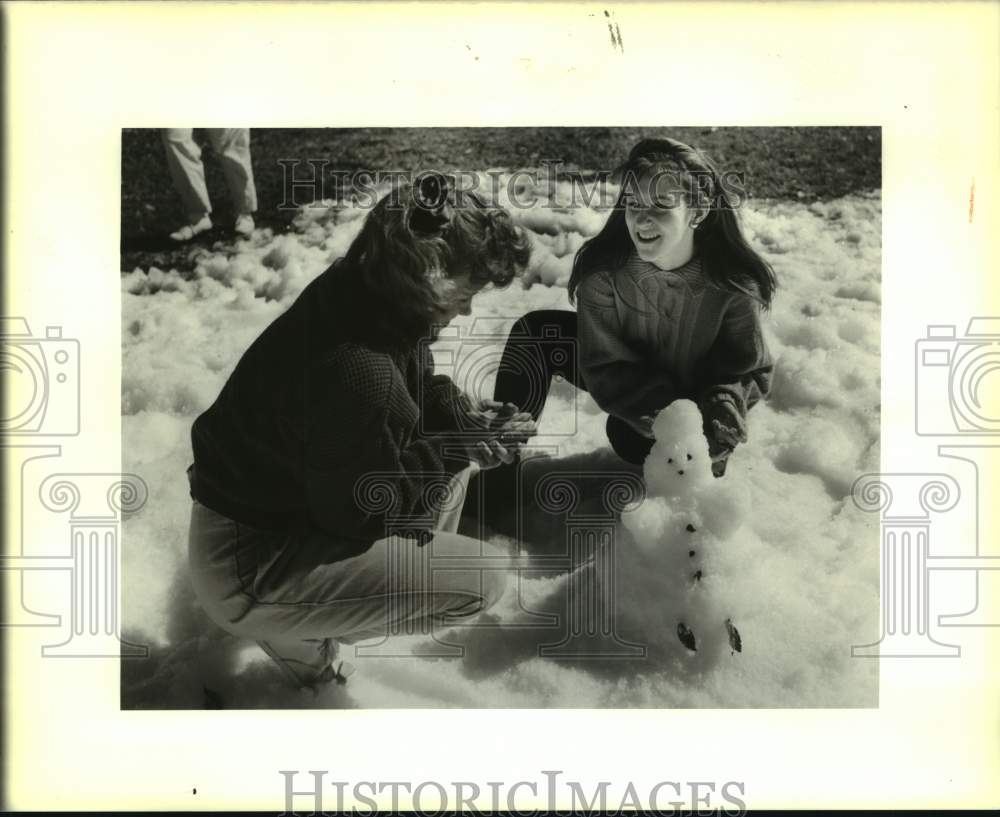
330, 177, 531, 349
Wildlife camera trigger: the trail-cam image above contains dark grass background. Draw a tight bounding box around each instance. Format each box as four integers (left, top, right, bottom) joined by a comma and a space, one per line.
121, 126, 880, 272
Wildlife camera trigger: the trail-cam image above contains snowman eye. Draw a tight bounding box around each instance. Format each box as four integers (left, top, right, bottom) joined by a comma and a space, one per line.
687, 454, 692, 461
667, 458, 673, 464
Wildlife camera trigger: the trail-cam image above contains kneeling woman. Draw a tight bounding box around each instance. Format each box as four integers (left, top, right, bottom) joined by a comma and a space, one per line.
187, 179, 533, 690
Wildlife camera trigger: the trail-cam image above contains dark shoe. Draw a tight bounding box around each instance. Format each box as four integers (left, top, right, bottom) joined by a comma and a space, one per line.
258, 637, 342, 691
203, 684, 224, 709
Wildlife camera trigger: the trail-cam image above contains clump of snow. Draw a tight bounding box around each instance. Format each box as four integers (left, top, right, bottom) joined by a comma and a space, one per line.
121, 175, 880, 708
643, 400, 714, 501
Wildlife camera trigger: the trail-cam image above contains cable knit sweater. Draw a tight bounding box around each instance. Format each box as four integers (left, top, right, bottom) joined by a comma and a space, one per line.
576, 253, 773, 432
188, 266, 473, 560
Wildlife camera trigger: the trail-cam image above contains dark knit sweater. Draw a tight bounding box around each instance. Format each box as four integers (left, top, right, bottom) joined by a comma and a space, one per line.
576, 254, 773, 423
188, 266, 473, 560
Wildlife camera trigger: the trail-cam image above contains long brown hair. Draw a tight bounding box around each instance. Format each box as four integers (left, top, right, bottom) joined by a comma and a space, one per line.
330, 176, 532, 350
568, 138, 777, 308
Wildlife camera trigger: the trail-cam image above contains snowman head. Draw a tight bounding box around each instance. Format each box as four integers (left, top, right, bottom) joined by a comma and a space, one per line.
645, 400, 714, 499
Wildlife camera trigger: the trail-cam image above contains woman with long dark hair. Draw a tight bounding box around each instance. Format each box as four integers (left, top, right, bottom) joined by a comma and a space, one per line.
491, 137, 776, 476
186, 177, 534, 691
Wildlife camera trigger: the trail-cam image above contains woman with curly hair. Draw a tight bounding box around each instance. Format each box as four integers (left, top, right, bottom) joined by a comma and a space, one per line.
186, 176, 534, 691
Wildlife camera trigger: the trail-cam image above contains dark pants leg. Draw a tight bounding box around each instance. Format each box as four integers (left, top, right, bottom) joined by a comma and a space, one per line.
468, 310, 653, 533
492, 309, 653, 465
493, 309, 582, 419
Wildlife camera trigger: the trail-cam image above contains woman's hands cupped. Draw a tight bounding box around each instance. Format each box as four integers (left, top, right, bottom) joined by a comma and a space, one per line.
460, 399, 537, 469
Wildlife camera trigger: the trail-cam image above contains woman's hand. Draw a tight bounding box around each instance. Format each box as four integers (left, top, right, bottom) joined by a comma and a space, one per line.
700, 395, 747, 460
709, 418, 744, 452
466, 399, 532, 429
462, 415, 538, 469
441, 399, 537, 469
469, 439, 517, 469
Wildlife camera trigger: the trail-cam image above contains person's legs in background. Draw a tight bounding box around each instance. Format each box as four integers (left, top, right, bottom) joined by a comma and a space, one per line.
204, 128, 257, 236
161, 128, 214, 241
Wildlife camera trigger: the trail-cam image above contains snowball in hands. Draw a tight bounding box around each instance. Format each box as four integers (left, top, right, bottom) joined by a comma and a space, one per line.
622, 399, 750, 662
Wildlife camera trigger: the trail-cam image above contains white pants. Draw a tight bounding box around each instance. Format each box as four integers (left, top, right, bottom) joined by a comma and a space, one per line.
186, 467, 505, 684
161, 128, 258, 221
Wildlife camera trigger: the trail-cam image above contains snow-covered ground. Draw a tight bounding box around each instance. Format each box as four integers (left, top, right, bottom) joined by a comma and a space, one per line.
121, 177, 881, 708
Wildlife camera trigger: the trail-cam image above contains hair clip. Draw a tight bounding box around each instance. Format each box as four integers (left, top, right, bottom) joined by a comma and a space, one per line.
415, 173, 448, 209
410, 173, 450, 236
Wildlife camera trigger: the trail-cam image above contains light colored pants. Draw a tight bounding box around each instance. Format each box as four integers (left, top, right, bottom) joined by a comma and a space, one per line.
187, 498, 509, 679
161, 128, 258, 221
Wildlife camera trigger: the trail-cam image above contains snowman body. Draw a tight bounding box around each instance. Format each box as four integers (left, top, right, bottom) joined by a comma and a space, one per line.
618, 400, 748, 665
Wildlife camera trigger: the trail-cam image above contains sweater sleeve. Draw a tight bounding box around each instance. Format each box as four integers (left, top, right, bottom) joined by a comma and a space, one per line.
696, 292, 773, 417
577, 271, 677, 423
415, 344, 476, 434
303, 347, 469, 546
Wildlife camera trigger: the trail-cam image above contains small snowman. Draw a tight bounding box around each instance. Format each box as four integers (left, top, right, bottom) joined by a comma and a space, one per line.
621, 399, 749, 661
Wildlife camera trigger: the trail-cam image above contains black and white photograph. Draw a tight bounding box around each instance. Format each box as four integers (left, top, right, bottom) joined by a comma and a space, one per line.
4, 1, 998, 812
120, 126, 882, 709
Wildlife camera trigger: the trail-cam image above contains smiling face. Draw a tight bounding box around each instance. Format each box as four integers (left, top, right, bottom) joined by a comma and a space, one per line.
623, 169, 699, 270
